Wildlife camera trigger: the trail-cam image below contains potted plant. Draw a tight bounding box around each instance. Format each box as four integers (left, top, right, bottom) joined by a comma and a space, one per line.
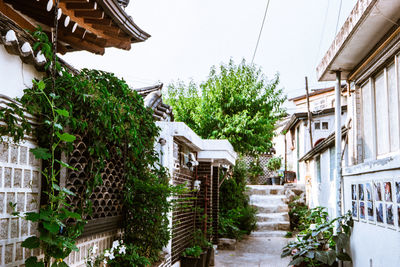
248, 158, 264, 184
266, 156, 282, 185
281, 210, 353, 267
181, 245, 202, 267
193, 228, 214, 267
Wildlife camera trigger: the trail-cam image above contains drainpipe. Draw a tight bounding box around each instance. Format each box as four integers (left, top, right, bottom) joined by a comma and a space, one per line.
335, 71, 342, 222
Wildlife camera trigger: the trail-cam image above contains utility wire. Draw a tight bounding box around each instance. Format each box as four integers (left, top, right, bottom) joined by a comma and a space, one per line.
334, 0, 343, 35
314, 0, 330, 67
251, 0, 271, 64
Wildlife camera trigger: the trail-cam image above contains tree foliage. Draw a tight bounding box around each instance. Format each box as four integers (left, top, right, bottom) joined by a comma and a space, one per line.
165, 59, 286, 155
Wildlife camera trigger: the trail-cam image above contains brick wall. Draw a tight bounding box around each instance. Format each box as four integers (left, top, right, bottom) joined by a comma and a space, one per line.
211, 166, 219, 245
171, 167, 196, 264
196, 162, 212, 239
0, 140, 41, 266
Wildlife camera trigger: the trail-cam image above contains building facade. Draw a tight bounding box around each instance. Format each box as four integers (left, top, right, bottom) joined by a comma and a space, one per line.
317, 0, 400, 266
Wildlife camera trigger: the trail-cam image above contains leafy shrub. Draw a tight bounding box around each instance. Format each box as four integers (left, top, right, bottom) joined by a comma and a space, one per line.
288, 197, 329, 232
281, 209, 353, 267
248, 158, 264, 184
219, 206, 257, 240
219, 158, 257, 240
86, 241, 150, 267
266, 156, 282, 172
182, 245, 202, 258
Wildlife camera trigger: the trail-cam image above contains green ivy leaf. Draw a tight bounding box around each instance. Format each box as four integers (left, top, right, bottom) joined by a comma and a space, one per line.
37, 80, 45, 91
55, 109, 69, 117
30, 148, 51, 160
22, 236, 40, 249
43, 221, 59, 234
52, 184, 61, 191
62, 187, 76, 196
55, 159, 78, 171
289, 257, 305, 266
57, 132, 76, 143
25, 212, 40, 222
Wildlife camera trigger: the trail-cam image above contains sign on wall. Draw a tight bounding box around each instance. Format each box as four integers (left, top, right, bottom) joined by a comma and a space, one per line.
351, 179, 400, 230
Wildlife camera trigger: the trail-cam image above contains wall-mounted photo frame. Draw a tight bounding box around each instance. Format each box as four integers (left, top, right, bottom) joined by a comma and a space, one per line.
386, 204, 395, 228
397, 206, 400, 228
352, 201, 358, 220
376, 202, 384, 224
367, 201, 374, 222
374, 182, 382, 201
352, 184, 357, 200
359, 184, 365, 201
366, 182, 372, 201
395, 181, 400, 204
360, 201, 366, 220
384, 181, 392, 202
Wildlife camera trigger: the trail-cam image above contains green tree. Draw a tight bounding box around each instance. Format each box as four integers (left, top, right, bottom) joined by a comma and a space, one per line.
165, 59, 286, 155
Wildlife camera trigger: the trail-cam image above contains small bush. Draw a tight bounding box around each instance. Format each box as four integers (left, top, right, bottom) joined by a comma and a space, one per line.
281, 209, 353, 267
219, 158, 257, 240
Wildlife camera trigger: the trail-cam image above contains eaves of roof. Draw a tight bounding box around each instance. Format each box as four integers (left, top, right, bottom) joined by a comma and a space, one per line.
299, 127, 348, 162
281, 105, 347, 134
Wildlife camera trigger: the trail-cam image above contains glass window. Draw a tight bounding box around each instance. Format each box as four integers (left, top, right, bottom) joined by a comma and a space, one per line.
362, 81, 373, 160
315, 122, 320, 130
388, 63, 400, 152
316, 155, 321, 183
375, 71, 390, 155
329, 147, 335, 181
322, 122, 329, 130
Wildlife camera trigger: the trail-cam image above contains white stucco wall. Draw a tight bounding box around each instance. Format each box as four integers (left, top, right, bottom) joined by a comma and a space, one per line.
0, 45, 43, 98
343, 168, 400, 267
308, 149, 336, 219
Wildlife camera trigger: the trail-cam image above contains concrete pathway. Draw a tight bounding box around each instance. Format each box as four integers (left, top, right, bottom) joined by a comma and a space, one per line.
214, 236, 292, 267
215, 185, 293, 267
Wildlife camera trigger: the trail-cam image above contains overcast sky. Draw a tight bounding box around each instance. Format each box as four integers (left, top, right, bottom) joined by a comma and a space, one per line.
63, 0, 357, 108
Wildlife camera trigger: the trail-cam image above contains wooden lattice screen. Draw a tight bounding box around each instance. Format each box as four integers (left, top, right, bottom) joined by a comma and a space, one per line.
64, 134, 125, 236
244, 154, 274, 184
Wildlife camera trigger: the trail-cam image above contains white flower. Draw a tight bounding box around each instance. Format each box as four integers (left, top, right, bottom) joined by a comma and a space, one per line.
104, 250, 111, 258
119, 245, 126, 255
309, 224, 316, 230
103, 259, 107, 265
109, 252, 115, 260
92, 244, 98, 254
112, 240, 120, 250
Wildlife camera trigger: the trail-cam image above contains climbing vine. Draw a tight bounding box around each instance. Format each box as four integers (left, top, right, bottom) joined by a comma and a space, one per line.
1, 28, 178, 266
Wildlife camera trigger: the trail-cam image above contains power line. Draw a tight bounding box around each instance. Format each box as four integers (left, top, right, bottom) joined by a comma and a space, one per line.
334, 0, 343, 35
314, 0, 330, 67
251, 0, 271, 64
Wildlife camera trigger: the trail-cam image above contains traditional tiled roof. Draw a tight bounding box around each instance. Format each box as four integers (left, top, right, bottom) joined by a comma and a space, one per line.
134, 84, 173, 121
2, 0, 150, 55
0, 13, 78, 74
0, 13, 46, 71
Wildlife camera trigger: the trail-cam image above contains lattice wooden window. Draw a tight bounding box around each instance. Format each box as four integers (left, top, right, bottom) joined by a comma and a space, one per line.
63, 134, 125, 236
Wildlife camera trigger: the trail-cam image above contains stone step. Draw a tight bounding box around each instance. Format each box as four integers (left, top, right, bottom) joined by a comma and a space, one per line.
252, 204, 289, 213
256, 212, 289, 223
246, 185, 285, 196
256, 221, 290, 231
249, 194, 286, 205
250, 230, 289, 237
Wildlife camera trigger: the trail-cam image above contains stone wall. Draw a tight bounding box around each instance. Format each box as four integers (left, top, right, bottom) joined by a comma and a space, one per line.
0, 140, 41, 266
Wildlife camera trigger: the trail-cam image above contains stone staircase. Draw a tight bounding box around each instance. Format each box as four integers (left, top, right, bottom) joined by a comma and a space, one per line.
247, 185, 290, 237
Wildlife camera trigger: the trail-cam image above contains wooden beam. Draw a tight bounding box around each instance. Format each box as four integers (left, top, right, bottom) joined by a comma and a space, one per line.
74, 10, 104, 18
66, 2, 97, 10
58, 33, 104, 55
84, 18, 111, 26
0, 0, 36, 31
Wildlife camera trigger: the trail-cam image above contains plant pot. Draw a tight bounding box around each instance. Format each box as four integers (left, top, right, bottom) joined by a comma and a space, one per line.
271, 176, 281, 185
205, 247, 214, 267
265, 177, 273, 185
181, 256, 199, 267
196, 252, 207, 267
